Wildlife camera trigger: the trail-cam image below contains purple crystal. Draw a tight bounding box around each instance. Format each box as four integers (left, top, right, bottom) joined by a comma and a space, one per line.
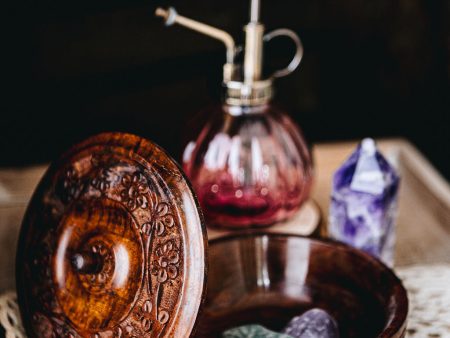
223, 324, 292, 337
282, 308, 339, 338
329, 138, 400, 266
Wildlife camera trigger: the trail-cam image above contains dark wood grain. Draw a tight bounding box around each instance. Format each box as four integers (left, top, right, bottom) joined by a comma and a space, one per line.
16, 132, 207, 337
195, 234, 408, 338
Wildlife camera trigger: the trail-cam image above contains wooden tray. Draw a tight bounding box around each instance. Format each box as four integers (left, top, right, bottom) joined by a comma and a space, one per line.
207, 200, 322, 240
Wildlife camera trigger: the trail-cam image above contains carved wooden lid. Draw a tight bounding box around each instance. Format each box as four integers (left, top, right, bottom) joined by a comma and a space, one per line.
16, 133, 207, 337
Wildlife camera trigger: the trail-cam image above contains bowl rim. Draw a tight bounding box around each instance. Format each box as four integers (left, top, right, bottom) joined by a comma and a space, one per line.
208, 232, 408, 338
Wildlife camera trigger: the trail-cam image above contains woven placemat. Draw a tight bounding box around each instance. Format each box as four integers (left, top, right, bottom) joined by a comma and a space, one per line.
2, 264, 450, 337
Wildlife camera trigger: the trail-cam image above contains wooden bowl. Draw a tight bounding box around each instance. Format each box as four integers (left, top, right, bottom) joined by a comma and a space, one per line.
195, 234, 408, 338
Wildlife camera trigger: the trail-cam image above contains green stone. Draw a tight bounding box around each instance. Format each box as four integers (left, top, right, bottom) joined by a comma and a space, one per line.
222, 324, 293, 338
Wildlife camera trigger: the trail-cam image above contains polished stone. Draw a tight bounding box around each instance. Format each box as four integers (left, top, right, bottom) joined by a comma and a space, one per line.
329, 138, 400, 265
223, 324, 293, 338
282, 308, 339, 338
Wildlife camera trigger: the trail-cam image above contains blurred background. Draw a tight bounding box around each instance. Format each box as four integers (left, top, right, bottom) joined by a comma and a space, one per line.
1, 0, 449, 178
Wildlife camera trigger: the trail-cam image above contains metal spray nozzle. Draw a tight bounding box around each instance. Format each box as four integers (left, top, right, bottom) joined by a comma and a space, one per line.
155, 0, 304, 106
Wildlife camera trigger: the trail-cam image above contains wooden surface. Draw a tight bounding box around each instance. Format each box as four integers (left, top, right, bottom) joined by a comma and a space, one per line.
0, 138, 449, 295
207, 200, 322, 240
15, 133, 207, 338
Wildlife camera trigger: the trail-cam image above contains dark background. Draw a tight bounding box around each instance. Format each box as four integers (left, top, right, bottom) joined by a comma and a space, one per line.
1, 0, 449, 178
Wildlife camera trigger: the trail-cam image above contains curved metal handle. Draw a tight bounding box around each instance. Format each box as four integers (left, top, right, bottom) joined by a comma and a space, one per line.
263, 28, 304, 78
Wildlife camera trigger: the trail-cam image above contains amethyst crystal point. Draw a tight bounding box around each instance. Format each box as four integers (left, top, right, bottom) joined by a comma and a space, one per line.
329, 138, 400, 266
222, 324, 293, 338
282, 308, 339, 338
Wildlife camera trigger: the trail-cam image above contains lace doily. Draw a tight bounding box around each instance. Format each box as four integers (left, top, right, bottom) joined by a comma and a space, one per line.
0, 291, 25, 338
1, 264, 449, 337
397, 264, 450, 338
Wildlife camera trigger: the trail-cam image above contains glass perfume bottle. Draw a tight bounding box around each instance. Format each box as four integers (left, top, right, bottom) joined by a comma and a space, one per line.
156, 1, 313, 228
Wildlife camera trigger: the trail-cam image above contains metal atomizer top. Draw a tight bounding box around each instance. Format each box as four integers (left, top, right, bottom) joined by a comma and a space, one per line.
156, 0, 303, 106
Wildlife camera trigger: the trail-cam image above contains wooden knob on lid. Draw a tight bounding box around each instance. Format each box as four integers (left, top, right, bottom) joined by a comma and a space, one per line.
70, 251, 103, 275
16, 133, 207, 337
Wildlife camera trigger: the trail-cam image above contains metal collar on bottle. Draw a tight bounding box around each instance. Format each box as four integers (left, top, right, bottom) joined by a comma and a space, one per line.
224, 80, 273, 106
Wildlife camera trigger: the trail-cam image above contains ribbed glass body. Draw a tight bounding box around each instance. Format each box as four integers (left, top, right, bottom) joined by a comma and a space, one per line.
182, 104, 313, 228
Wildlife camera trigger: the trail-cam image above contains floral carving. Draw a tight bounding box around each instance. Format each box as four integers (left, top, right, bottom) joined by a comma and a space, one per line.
138, 202, 175, 236
32, 314, 78, 338
154, 202, 175, 236
134, 300, 153, 332
91, 168, 111, 194
114, 325, 141, 338
158, 310, 170, 325
120, 172, 149, 211
140, 222, 152, 236
151, 240, 180, 283
32, 313, 53, 338
58, 167, 83, 202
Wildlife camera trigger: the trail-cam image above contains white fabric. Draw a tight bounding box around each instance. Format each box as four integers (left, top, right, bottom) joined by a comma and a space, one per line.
397, 264, 450, 338
0, 291, 25, 338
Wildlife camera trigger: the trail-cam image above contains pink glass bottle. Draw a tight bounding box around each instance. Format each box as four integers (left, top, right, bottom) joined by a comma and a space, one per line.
183, 104, 312, 228
157, 0, 313, 228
